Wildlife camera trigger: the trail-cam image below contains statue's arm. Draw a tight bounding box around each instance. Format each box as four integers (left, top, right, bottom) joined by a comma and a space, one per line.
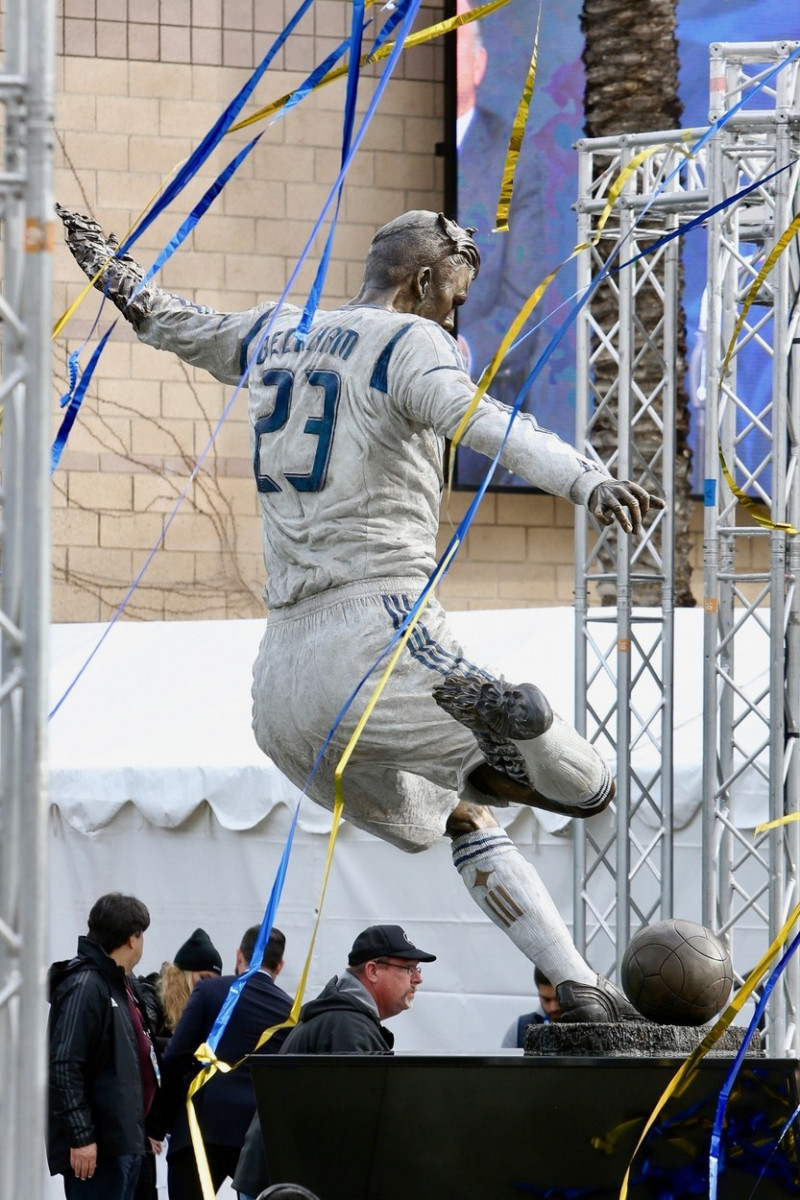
56, 204, 263, 386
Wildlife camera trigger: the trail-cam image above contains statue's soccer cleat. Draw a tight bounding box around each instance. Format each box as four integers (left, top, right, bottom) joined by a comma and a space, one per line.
556, 975, 648, 1023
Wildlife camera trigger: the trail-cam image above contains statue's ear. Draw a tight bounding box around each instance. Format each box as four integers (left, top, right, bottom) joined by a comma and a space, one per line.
415, 265, 432, 301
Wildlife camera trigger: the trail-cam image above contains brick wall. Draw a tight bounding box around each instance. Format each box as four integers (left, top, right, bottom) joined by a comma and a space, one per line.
50, 1, 720, 623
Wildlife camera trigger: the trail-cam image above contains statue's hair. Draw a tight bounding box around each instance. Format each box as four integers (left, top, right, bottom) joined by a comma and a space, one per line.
364, 210, 480, 288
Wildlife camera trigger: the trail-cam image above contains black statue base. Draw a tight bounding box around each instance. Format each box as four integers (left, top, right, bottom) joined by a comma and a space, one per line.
524, 1017, 757, 1057
251, 1050, 800, 1199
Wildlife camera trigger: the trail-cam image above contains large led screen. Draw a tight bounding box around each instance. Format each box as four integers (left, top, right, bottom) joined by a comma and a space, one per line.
452, 0, 799, 492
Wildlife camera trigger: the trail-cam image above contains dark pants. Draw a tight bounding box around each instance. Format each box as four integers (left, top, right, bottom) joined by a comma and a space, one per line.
133, 1150, 158, 1200
167, 1143, 241, 1200
63, 1154, 142, 1200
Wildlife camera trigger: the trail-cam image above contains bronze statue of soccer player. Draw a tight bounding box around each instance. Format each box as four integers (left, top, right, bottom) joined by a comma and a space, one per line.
57, 204, 663, 1021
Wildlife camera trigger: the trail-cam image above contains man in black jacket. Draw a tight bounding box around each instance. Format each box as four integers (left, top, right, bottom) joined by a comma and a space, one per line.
233, 924, 436, 1200
280, 923, 436, 1054
48, 892, 160, 1200
157, 925, 292, 1200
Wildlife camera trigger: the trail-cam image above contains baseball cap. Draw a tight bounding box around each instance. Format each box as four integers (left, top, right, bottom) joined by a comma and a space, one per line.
348, 924, 437, 967
173, 927, 223, 974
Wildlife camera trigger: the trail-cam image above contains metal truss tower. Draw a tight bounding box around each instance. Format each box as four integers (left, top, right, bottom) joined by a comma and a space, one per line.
0, 0, 56, 1193
573, 42, 800, 1055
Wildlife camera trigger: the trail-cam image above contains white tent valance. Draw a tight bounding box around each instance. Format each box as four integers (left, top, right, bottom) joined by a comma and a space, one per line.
48, 607, 770, 836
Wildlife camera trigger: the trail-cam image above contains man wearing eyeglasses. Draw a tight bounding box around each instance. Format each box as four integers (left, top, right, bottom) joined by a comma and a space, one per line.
281, 924, 436, 1054
232, 925, 435, 1200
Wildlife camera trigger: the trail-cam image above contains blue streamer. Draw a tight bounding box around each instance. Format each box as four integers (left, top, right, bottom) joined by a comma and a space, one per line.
50, 324, 117, 474
117, 0, 315, 256
296, 0, 367, 337
368, 0, 414, 57
612, 159, 796, 275
52, 133, 261, 471
202, 0, 422, 373
708, 926, 800, 1200
135, 134, 263, 293
276, 26, 367, 122
267, 0, 414, 126
293, 0, 422, 336
59, 349, 80, 410
51, 0, 313, 468
653, 43, 800, 201
202, 800, 302, 1055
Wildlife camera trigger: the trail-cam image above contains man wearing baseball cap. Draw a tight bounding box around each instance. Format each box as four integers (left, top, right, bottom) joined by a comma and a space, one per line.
280, 921, 434, 1056
232, 925, 435, 1200
279, 923, 437, 1054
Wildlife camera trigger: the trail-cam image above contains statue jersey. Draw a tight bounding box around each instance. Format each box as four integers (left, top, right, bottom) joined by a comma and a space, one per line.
138, 295, 609, 609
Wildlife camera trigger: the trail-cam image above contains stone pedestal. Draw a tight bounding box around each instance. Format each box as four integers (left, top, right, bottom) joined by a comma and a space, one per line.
524, 1018, 758, 1057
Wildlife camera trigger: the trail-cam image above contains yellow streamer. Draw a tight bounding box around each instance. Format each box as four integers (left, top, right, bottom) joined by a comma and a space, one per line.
229, 0, 513, 134
715, 209, 800, 534
756, 812, 800, 834
616, 899, 800, 1200
594, 136, 694, 239
718, 440, 799, 535
333, 541, 461, 804
446, 247, 589, 491
595, 146, 660, 238
493, 4, 541, 233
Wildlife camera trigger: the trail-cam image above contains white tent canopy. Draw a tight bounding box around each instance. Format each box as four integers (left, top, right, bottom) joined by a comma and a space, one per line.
47, 607, 763, 1055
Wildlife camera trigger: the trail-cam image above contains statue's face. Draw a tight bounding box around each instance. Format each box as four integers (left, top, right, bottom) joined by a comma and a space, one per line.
415, 259, 475, 333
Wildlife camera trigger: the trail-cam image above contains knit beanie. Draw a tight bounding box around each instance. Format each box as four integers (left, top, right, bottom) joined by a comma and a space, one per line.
173, 927, 222, 974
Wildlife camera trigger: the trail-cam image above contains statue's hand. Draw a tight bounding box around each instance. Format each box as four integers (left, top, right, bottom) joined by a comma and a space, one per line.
588, 479, 666, 536
55, 203, 152, 328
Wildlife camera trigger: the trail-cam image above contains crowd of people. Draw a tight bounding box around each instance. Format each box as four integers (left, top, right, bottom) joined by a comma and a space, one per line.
47, 894, 553, 1200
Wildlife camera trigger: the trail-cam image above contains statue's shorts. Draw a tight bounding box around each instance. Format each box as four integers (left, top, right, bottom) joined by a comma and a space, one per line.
251, 577, 492, 853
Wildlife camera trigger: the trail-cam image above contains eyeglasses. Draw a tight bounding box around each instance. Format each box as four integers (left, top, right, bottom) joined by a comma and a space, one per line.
375, 959, 422, 978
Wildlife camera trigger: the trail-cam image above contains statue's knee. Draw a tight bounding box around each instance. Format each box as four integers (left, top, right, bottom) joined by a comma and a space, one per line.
445, 801, 498, 838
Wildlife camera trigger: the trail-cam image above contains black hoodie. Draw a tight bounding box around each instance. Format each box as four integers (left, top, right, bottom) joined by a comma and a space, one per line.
279, 975, 394, 1055
47, 936, 151, 1175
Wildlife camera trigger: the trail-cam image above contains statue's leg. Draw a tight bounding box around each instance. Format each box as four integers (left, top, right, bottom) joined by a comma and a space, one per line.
445, 802, 644, 1023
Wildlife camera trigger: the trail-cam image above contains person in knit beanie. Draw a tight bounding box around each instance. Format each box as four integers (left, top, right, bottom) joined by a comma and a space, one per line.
174, 928, 223, 976
157, 928, 222, 1037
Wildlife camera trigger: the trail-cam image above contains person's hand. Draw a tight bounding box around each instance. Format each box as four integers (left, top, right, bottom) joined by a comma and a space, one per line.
588, 479, 666, 536
149, 1137, 163, 1155
70, 1143, 98, 1181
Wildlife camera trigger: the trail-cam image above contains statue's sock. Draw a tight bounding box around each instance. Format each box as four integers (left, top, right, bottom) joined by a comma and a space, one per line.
451, 826, 595, 985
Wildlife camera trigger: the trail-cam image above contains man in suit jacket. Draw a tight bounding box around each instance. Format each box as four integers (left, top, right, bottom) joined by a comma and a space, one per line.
157, 925, 292, 1200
